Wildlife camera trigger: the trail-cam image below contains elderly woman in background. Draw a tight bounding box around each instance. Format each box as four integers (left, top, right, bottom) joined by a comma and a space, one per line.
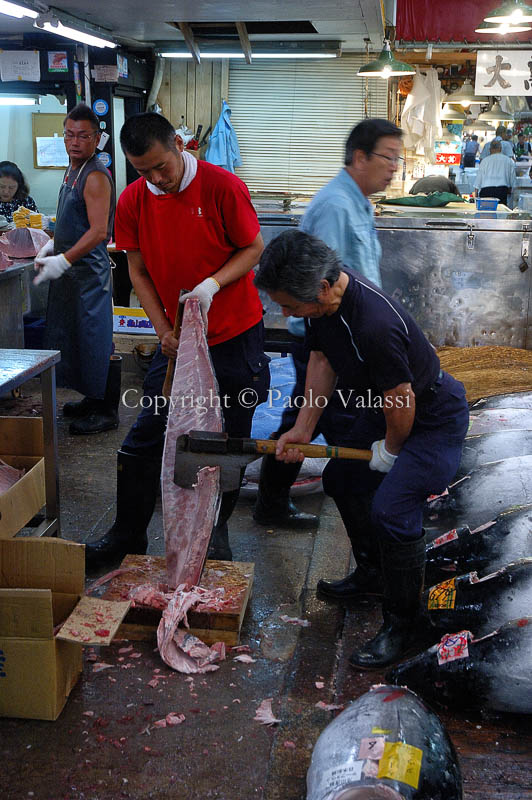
0, 161, 38, 222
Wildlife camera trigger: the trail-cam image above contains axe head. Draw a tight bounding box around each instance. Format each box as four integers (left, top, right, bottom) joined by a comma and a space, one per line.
174, 431, 259, 491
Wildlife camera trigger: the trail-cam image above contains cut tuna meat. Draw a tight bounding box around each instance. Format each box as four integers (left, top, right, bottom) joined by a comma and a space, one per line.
156, 583, 227, 673
0, 227, 51, 259
161, 298, 222, 589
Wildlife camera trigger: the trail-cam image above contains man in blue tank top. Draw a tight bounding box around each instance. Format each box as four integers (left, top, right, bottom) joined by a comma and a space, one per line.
34, 103, 117, 435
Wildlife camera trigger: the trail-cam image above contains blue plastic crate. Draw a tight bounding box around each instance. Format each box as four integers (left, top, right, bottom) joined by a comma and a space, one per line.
475, 197, 499, 211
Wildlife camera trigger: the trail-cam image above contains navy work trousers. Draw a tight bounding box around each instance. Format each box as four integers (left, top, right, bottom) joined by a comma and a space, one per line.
122, 321, 270, 533
321, 372, 470, 544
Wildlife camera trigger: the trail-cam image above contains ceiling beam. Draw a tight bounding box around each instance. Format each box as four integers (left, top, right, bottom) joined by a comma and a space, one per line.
235, 21, 253, 63
178, 22, 201, 64
396, 50, 477, 66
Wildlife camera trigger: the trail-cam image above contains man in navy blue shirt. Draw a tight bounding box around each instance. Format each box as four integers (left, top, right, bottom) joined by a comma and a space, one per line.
254, 229, 469, 669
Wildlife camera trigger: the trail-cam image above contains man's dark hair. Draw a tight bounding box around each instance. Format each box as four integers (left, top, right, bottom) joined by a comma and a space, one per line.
120, 112, 177, 156
0, 160, 29, 201
64, 103, 99, 132
519, 133, 526, 140
472, 134, 478, 141
345, 118, 402, 165
255, 229, 341, 303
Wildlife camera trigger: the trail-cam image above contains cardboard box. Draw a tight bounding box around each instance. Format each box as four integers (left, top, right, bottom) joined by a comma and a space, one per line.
0, 417, 45, 539
113, 305, 155, 335
0, 538, 130, 720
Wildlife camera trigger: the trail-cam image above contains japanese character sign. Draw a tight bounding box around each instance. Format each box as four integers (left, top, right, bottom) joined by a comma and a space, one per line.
476, 50, 532, 95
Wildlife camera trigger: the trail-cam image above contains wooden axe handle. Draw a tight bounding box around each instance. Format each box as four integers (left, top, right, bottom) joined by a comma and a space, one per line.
162, 292, 187, 399
255, 439, 372, 461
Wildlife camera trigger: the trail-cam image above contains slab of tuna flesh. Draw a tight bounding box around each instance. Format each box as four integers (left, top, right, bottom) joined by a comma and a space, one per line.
161, 298, 222, 589
156, 583, 227, 673
0, 227, 51, 258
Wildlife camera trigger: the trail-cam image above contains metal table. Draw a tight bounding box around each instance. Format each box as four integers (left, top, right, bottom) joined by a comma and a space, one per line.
0, 349, 61, 536
0, 262, 25, 348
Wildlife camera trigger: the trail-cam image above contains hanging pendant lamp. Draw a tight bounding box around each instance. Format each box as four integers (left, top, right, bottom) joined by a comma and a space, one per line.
446, 79, 490, 106
441, 103, 467, 121
477, 101, 514, 121
484, 0, 532, 23
475, 18, 532, 32
357, 40, 415, 78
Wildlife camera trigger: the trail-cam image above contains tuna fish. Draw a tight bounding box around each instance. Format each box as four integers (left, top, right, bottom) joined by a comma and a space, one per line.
468, 409, 532, 435
457, 431, 532, 477
306, 684, 462, 800
471, 392, 532, 410
423, 559, 532, 637
424, 456, 532, 534
425, 505, 532, 585
387, 618, 532, 715
0, 227, 50, 258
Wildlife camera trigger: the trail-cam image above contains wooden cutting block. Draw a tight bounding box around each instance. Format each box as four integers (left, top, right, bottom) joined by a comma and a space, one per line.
102, 554, 254, 646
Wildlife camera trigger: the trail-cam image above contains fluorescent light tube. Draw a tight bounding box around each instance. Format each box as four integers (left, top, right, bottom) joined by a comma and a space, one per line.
0, 1, 38, 19
0, 96, 36, 105
37, 20, 116, 48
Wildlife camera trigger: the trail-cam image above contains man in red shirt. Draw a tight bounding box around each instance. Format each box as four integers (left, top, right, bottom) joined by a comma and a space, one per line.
85, 112, 269, 568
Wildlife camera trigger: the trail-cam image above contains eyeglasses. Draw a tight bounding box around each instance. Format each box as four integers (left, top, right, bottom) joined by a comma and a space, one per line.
64, 131, 97, 141
371, 152, 405, 166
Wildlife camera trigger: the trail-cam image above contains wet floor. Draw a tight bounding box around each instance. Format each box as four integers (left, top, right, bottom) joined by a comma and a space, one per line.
1, 356, 531, 799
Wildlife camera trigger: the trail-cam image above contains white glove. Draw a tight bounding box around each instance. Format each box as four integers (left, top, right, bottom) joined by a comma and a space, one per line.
35, 239, 54, 261
369, 439, 398, 473
179, 277, 220, 326
33, 253, 71, 286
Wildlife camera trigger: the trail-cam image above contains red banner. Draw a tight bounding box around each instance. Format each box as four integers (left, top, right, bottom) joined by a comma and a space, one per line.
396, 0, 532, 43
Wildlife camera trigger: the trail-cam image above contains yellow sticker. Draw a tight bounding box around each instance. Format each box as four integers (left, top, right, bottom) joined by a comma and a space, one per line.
371, 727, 391, 734
428, 577, 456, 610
377, 741, 423, 789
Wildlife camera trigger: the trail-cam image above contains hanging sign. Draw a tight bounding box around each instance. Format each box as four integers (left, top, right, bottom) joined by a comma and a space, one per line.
0, 50, 40, 82
48, 51, 68, 73
475, 50, 532, 96
434, 139, 461, 166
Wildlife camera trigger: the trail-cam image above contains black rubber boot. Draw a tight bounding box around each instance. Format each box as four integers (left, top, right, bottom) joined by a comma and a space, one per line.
253, 454, 318, 529
63, 397, 99, 417
207, 486, 238, 561
84, 450, 160, 570
317, 493, 383, 601
348, 534, 427, 670
70, 355, 122, 435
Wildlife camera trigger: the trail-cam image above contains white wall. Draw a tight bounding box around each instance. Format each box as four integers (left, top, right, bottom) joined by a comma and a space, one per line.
1, 94, 67, 215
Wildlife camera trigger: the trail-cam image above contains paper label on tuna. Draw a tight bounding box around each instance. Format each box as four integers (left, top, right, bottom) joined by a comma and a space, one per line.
437, 630, 470, 665
432, 528, 459, 548
377, 741, 423, 789
316, 761, 363, 794
358, 736, 386, 760
428, 577, 457, 610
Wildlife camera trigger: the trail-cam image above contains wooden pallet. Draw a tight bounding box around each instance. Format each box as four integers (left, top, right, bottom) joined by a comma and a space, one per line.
102, 554, 254, 646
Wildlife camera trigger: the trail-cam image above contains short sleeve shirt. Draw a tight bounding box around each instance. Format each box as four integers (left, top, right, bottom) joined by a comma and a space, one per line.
115, 160, 263, 346
305, 270, 440, 402
300, 169, 382, 287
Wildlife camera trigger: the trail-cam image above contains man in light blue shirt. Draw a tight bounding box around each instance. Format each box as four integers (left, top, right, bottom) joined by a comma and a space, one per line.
474, 140, 516, 206
254, 120, 403, 548
479, 126, 515, 161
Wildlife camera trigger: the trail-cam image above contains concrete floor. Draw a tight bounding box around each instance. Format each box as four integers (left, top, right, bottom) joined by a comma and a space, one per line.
1, 356, 532, 800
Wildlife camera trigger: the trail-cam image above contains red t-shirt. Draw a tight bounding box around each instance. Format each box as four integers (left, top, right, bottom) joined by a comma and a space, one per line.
115, 161, 263, 346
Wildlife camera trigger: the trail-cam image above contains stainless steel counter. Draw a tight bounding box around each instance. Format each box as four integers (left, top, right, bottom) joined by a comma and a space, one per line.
258, 213, 532, 349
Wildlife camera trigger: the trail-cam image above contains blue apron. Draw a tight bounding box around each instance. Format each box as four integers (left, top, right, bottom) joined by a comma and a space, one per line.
44, 155, 114, 398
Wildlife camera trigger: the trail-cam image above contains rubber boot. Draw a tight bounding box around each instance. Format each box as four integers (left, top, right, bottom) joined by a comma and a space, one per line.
253, 454, 318, 529
348, 534, 427, 670
63, 396, 99, 417
317, 493, 383, 600
84, 450, 160, 569
207, 486, 238, 561
70, 355, 122, 435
